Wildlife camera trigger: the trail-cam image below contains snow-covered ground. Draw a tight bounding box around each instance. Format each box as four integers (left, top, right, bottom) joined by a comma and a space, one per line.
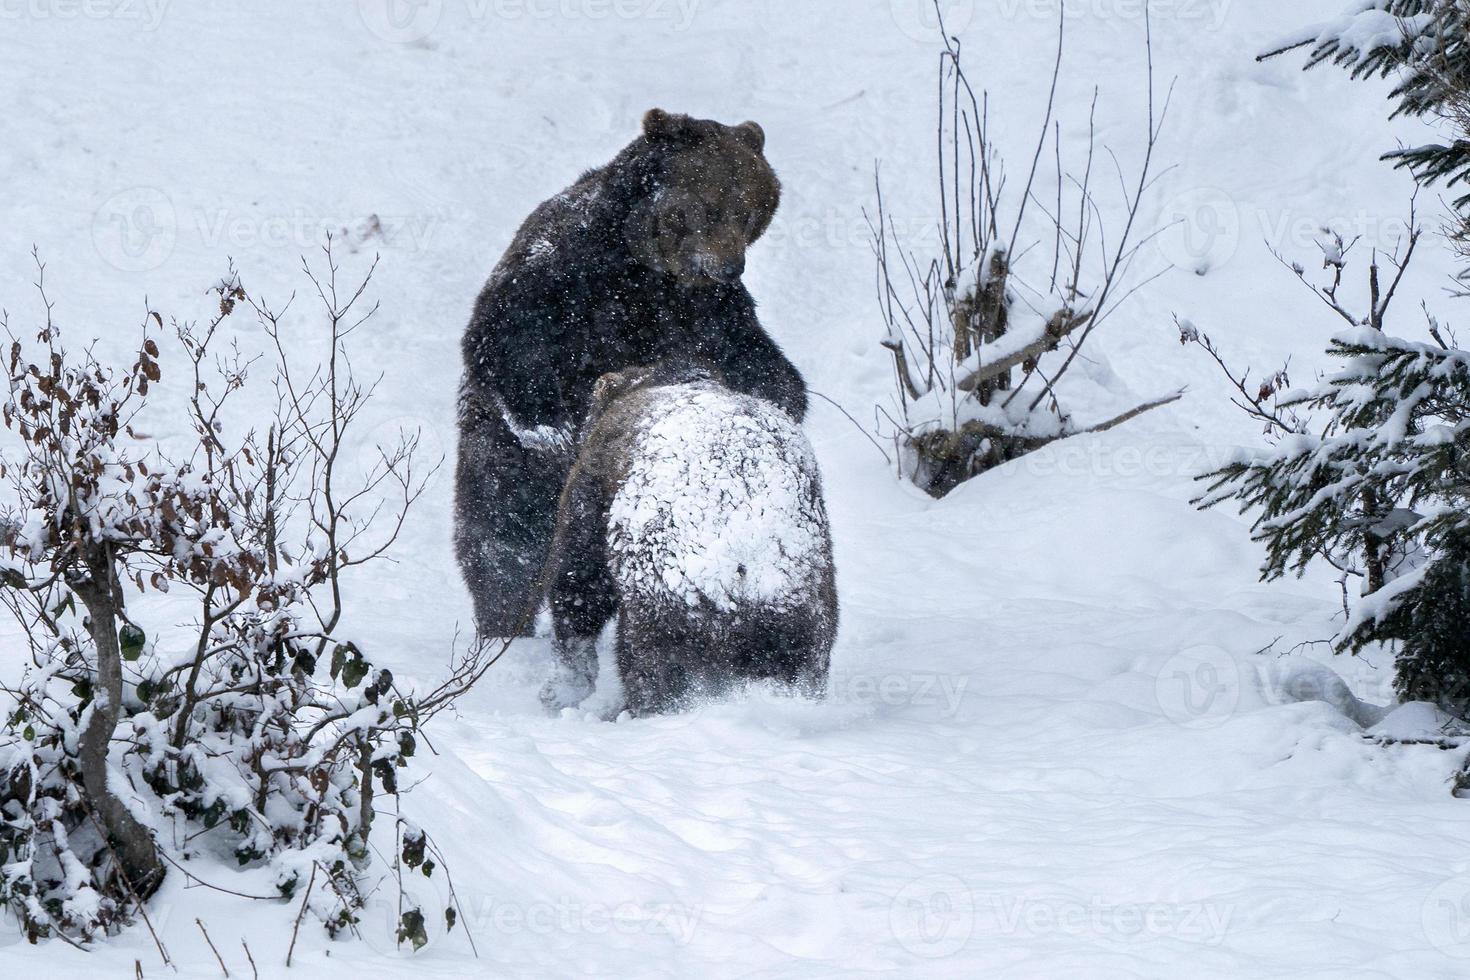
5, 0, 1470, 976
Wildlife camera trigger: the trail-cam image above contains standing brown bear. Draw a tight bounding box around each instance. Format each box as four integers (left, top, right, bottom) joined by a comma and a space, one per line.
456, 109, 808, 637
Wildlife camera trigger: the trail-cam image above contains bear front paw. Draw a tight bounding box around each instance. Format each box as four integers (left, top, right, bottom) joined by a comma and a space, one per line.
539, 665, 597, 714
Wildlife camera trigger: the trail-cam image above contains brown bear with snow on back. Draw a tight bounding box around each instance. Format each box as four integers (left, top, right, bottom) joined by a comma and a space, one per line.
455, 110, 807, 638
540, 359, 836, 715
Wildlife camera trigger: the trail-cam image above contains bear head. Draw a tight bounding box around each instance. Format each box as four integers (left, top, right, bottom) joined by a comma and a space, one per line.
589, 357, 724, 418
627, 109, 781, 286
572, 358, 727, 484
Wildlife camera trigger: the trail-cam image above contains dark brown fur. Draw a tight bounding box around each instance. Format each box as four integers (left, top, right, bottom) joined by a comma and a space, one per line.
454, 111, 808, 637
626, 110, 780, 283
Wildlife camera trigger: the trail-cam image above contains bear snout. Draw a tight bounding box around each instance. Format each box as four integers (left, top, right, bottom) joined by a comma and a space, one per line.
695, 252, 744, 282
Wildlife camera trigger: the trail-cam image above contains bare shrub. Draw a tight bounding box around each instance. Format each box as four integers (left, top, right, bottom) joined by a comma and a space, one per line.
0, 245, 494, 950
869, 7, 1179, 497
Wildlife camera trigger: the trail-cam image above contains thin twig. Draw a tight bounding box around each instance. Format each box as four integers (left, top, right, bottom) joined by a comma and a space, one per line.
286, 864, 318, 968
810, 389, 893, 464
77, 801, 172, 969
425, 835, 479, 958
1079, 389, 1185, 435
196, 919, 230, 977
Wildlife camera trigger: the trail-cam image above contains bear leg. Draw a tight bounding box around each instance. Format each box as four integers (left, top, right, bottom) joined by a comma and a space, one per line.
539, 635, 600, 712
543, 476, 619, 711
724, 606, 835, 698
454, 416, 566, 637
615, 609, 709, 716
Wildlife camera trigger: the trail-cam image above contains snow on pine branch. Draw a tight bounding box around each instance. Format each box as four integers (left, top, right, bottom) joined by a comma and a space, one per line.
1262, 2, 1470, 204
1190, 221, 1470, 682
1261, 1, 1441, 80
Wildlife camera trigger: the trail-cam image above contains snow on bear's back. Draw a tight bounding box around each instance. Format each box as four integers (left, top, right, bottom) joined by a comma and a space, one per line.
607, 382, 829, 613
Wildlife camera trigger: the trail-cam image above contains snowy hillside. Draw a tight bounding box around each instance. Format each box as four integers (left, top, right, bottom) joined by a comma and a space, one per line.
4, 0, 1470, 976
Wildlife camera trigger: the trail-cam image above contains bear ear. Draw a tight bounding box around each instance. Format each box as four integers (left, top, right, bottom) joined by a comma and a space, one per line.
592, 372, 617, 404
642, 108, 688, 141
732, 121, 765, 153
592, 369, 631, 406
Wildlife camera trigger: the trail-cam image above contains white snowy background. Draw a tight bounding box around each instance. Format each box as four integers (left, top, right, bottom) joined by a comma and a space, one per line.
4, 0, 1470, 976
